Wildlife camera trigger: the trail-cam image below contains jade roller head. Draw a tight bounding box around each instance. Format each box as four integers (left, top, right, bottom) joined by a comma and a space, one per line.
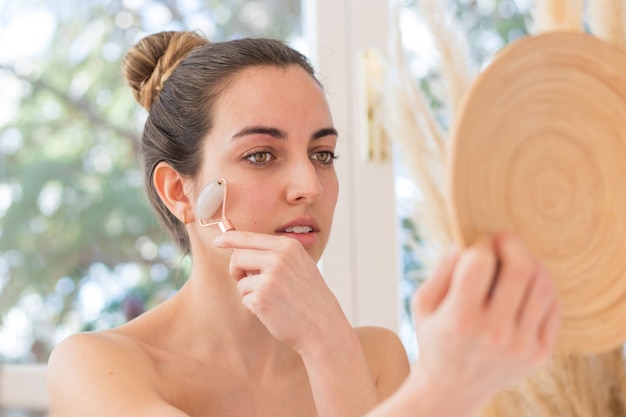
195, 178, 235, 232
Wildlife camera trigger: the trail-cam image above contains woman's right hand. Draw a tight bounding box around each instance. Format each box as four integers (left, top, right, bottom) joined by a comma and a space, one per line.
409, 233, 561, 415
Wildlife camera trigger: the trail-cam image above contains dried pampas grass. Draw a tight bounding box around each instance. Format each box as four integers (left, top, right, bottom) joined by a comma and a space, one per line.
379, 0, 626, 416
418, 0, 476, 114
589, 0, 626, 49
480, 351, 626, 417
532, 0, 584, 33
381, 28, 453, 274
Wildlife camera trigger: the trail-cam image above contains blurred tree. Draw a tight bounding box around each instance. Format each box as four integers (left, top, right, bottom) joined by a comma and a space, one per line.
0, 0, 301, 363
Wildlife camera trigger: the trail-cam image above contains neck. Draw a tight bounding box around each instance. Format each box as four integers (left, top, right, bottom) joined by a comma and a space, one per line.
159, 258, 292, 378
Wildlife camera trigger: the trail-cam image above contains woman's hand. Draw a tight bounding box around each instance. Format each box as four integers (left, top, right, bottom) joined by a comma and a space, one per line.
213, 230, 351, 355
409, 233, 561, 415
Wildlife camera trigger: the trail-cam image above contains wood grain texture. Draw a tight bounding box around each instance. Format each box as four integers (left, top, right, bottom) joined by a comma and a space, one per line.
448, 31, 626, 354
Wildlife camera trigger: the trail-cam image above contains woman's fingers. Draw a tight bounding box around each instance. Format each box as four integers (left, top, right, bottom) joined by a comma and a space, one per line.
228, 248, 266, 280
485, 234, 536, 341
412, 247, 459, 318
237, 273, 263, 297
517, 265, 554, 334
215, 231, 302, 281
238, 274, 265, 314
539, 300, 562, 357
448, 237, 498, 315
214, 230, 294, 251
516, 263, 560, 359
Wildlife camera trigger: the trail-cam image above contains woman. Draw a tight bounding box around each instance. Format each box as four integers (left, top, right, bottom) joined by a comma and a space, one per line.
47, 31, 560, 417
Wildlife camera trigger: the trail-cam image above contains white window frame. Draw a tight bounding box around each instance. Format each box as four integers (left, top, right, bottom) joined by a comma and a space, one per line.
305, 0, 400, 332
0, 364, 48, 412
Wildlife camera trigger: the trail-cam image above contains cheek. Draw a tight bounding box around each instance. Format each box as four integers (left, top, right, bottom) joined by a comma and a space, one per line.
228, 183, 276, 228
323, 175, 339, 210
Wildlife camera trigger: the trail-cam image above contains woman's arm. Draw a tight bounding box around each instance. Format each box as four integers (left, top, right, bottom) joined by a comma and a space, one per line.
363, 372, 462, 417
297, 321, 381, 417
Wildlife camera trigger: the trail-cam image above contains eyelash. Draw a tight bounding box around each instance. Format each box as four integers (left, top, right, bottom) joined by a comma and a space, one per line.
242, 150, 339, 166
311, 151, 339, 165
244, 151, 274, 165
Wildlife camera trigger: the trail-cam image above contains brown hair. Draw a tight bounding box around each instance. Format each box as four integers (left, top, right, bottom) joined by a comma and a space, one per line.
122, 31, 318, 254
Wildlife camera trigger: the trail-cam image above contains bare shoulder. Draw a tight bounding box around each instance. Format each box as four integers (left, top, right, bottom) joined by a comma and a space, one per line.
355, 326, 411, 400
355, 326, 405, 352
48, 330, 151, 380
48, 331, 187, 417
355, 326, 409, 365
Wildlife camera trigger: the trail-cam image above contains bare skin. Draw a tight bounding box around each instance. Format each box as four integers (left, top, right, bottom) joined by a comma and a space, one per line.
47, 65, 410, 417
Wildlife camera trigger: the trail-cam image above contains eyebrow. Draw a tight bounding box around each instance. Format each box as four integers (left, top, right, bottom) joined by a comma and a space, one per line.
313, 127, 339, 140
231, 126, 338, 141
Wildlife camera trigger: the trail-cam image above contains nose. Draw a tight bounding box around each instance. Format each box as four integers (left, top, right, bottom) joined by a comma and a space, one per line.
286, 160, 323, 204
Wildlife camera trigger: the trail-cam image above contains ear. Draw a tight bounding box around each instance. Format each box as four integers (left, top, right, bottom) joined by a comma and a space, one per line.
153, 161, 195, 224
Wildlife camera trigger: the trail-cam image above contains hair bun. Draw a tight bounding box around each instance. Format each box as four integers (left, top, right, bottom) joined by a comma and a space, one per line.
122, 31, 208, 111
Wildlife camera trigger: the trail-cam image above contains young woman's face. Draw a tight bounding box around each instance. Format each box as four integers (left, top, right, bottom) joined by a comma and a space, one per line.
191, 65, 339, 262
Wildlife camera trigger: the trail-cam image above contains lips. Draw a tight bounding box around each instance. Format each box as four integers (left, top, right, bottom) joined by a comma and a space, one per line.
276, 217, 319, 234
276, 218, 319, 248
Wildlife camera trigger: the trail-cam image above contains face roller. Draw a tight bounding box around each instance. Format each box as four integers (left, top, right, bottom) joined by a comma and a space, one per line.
196, 178, 235, 232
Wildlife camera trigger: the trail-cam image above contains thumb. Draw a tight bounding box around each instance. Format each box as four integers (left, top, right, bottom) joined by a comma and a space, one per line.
412, 246, 459, 318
